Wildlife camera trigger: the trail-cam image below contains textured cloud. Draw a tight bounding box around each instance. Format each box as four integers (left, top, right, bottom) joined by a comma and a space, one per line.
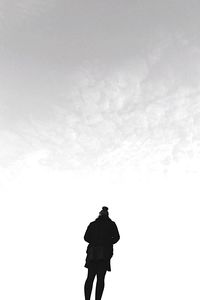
1, 36, 200, 174
1, 2, 200, 175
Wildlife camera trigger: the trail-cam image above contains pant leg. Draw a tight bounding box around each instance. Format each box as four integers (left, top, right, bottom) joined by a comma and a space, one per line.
84, 267, 97, 300
95, 262, 107, 300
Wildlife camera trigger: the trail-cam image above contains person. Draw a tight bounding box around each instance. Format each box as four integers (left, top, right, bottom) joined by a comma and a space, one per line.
84, 206, 120, 300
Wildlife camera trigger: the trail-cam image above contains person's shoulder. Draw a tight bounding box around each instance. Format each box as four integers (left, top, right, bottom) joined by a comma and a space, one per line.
89, 220, 97, 226
110, 219, 118, 227
108, 217, 115, 223
106, 218, 115, 225
88, 221, 95, 225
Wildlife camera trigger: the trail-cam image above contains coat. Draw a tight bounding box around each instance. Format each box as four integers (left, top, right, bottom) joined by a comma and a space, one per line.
84, 215, 120, 271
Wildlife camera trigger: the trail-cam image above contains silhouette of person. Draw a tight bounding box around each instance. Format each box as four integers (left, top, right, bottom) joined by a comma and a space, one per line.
84, 206, 120, 300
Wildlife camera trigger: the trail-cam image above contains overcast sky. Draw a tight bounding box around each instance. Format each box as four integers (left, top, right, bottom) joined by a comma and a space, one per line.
1, 0, 200, 174
1, 2, 200, 300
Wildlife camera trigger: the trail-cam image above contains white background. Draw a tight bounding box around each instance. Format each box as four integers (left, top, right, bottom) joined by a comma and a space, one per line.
1, 1, 200, 299
0, 165, 199, 300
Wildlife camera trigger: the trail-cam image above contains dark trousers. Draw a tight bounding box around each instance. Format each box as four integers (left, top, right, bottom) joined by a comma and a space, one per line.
84, 261, 107, 300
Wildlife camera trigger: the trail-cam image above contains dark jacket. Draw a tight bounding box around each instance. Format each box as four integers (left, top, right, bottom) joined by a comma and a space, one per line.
84, 215, 120, 260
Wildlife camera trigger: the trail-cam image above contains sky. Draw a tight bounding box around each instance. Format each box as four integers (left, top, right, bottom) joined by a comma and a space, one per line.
0, 1, 200, 299
1, 0, 200, 172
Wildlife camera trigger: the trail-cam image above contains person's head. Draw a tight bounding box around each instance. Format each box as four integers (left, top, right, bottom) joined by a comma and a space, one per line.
99, 206, 109, 217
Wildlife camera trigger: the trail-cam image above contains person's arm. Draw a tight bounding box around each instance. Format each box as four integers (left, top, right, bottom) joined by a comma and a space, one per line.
84, 223, 92, 243
111, 222, 120, 244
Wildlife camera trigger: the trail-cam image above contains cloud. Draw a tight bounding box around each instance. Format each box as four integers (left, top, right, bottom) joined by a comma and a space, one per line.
0, 130, 33, 166
1, 36, 200, 174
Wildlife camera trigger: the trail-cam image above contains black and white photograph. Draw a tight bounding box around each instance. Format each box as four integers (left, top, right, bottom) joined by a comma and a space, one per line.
0, 1, 200, 299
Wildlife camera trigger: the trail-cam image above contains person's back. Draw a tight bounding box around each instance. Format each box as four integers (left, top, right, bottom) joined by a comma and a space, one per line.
84, 206, 120, 300
84, 214, 119, 245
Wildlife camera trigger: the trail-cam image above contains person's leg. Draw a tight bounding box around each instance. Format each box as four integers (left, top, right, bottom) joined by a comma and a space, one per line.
84, 267, 96, 300
95, 267, 107, 300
